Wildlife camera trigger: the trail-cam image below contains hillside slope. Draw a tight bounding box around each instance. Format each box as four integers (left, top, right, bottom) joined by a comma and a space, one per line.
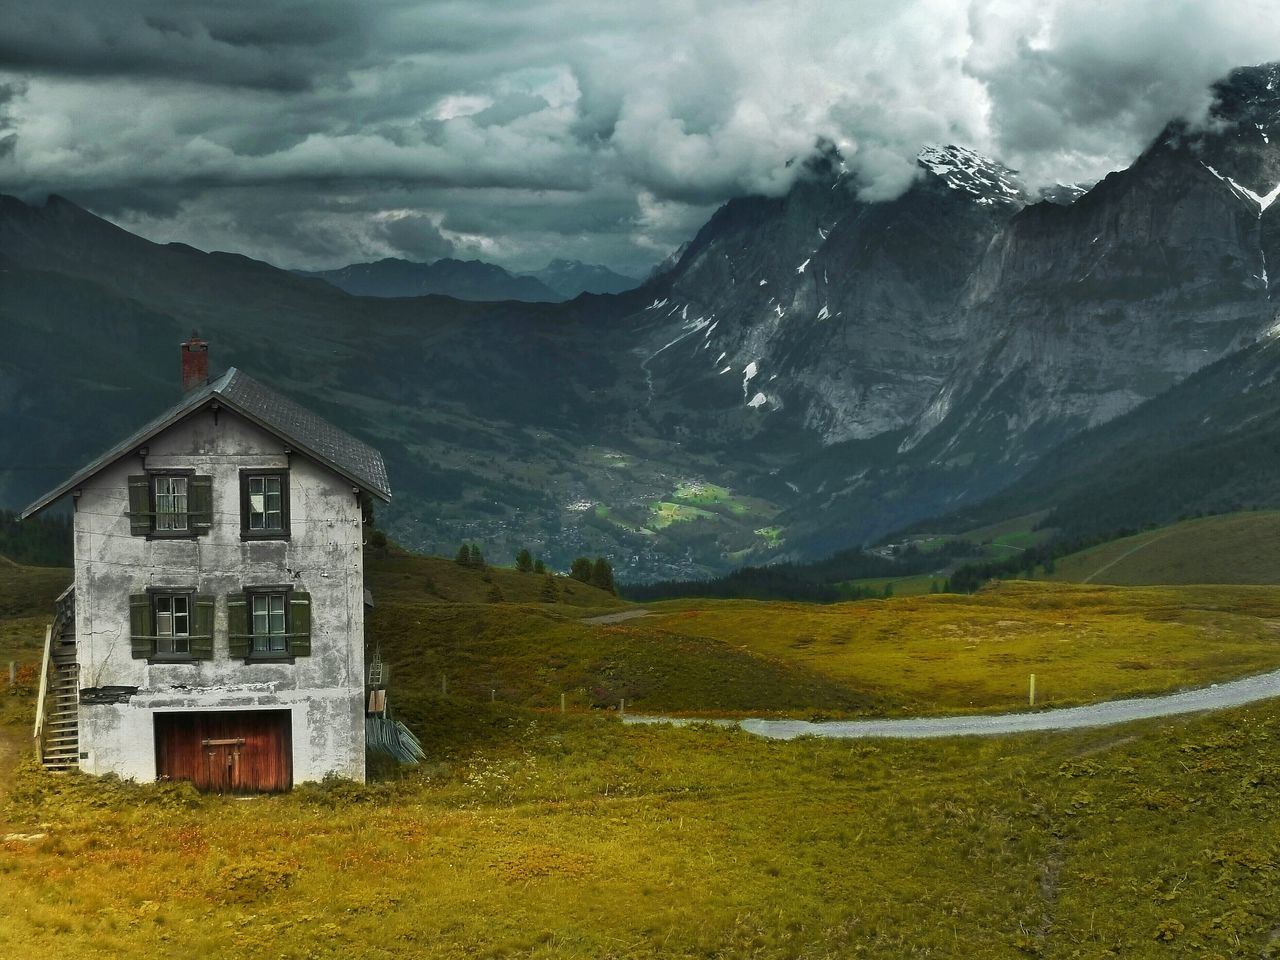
1047, 512, 1280, 585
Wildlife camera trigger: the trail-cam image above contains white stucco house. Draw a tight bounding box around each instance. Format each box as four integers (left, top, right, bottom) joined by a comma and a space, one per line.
22, 335, 391, 791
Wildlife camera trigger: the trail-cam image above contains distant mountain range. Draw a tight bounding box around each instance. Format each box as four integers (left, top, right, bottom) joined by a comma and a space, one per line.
295, 257, 638, 302
3, 63, 1279, 581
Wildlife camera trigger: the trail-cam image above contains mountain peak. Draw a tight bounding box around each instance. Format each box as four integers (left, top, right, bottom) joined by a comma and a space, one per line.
917, 145, 1027, 207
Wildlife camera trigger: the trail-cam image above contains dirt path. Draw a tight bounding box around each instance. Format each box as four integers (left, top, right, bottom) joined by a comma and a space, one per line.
623, 668, 1280, 740
1081, 529, 1178, 583
581, 609, 653, 625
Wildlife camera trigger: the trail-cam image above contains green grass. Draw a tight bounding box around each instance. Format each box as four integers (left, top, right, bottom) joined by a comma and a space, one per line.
649, 501, 716, 529
0, 559, 70, 728
7, 547, 1280, 956
753, 525, 784, 548
1049, 512, 1280, 586
366, 547, 624, 612
4, 702, 1280, 958
671, 481, 731, 505
643, 582, 1280, 714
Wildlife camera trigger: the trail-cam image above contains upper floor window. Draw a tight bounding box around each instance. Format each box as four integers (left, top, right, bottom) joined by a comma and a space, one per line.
240, 471, 290, 539
128, 473, 212, 538
154, 476, 188, 532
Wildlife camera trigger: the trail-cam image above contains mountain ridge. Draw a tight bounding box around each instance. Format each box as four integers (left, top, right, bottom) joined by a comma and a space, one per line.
4, 63, 1280, 580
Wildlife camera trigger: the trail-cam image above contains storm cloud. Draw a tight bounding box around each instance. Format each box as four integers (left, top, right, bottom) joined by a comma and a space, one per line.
1, 0, 1277, 274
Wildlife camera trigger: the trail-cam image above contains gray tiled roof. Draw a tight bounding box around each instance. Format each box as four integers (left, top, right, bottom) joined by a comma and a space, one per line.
21, 367, 390, 518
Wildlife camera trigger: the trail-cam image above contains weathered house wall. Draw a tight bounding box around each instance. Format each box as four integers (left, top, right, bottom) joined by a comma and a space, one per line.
72, 407, 366, 783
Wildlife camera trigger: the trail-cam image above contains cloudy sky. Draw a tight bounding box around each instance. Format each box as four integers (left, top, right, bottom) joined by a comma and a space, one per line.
1, 1, 1278, 276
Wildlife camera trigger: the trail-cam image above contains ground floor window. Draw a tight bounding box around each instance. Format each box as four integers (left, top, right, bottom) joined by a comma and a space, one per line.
154, 594, 191, 654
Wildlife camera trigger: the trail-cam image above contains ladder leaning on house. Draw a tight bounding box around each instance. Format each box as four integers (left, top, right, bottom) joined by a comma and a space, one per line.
34, 585, 79, 770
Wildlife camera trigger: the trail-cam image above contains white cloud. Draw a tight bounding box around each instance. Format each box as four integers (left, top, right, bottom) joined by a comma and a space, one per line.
1, 0, 1277, 272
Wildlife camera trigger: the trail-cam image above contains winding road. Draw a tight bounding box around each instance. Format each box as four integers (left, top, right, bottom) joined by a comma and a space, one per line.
622, 667, 1280, 740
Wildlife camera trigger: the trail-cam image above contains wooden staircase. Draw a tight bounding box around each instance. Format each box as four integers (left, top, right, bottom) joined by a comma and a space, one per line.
35, 586, 79, 771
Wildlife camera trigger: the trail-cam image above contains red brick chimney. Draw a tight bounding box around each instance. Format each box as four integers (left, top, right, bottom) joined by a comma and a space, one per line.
181, 332, 209, 392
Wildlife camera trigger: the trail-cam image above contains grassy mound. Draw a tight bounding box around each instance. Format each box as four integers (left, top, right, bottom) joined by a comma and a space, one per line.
1047, 511, 1280, 585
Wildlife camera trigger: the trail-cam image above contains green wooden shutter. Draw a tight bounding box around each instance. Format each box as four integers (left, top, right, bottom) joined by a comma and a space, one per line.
288, 592, 312, 657
191, 594, 215, 660
127, 476, 151, 536
129, 593, 153, 659
227, 595, 250, 658
189, 475, 213, 534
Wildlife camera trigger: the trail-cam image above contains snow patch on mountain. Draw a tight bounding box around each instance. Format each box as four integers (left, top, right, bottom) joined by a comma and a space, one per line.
917, 145, 1027, 208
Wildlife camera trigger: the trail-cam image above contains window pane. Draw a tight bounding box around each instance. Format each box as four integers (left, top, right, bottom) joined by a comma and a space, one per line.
250, 593, 288, 653
246, 475, 283, 531
153, 593, 189, 655
154, 476, 188, 531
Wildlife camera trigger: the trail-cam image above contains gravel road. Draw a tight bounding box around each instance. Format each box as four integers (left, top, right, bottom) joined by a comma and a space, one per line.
622, 668, 1280, 740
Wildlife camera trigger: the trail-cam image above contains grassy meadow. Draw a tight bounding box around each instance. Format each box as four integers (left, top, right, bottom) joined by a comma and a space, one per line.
4, 545, 1280, 956
643, 582, 1280, 715
1047, 512, 1280, 586
4, 702, 1280, 958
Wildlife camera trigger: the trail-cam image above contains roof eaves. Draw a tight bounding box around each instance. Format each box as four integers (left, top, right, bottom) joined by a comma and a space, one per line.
18, 371, 234, 519
212, 389, 392, 502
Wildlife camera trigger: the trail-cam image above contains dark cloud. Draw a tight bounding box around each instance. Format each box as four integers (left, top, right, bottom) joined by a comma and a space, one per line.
0, 1, 1276, 275
375, 212, 457, 261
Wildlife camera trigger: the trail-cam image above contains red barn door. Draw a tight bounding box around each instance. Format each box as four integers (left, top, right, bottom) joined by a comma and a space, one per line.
155, 710, 293, 792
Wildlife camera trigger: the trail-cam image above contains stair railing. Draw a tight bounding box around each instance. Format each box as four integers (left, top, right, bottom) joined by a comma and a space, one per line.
33, 624, 52, 764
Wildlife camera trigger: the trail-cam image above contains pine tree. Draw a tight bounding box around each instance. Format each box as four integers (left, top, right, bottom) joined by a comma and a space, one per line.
533, 558, 547, 574
468, 544, 484, 568
455, 544, 471, 566
591, 557, 616, 594
515, 548, 533, 573
539, 574, 558, 603
570, 557, 593, 583
486, 583, 504, 603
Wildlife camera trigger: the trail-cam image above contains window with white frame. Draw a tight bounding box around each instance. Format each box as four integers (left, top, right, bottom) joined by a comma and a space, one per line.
251, 592, 288, 654
153, 475, 189, 532
154, 593, 191, 655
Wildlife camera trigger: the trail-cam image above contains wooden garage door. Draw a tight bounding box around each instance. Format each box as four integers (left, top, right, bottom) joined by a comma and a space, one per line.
155, 710, 293, 793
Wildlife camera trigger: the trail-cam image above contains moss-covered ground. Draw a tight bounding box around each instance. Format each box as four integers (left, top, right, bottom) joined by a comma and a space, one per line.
643, 582, 1280, 715
3, 704, 1280, 958
5, 550, 1280, 956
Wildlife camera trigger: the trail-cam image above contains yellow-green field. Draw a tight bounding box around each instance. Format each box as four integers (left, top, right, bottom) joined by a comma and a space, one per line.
4, 704, 1280, 958
1048, 512, 1280, 586
645, 582, 1280, 714
6, 549, 1280, 957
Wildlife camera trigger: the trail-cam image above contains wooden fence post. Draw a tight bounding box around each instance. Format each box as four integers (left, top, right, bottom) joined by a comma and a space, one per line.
1029, 674, 1037, 707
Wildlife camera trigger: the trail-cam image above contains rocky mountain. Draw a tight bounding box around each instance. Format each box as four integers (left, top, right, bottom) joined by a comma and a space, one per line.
528, 259, 639, 298
296, 257, 563, 302
625, 63, 1280, 557
3, 64, 1280, 580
